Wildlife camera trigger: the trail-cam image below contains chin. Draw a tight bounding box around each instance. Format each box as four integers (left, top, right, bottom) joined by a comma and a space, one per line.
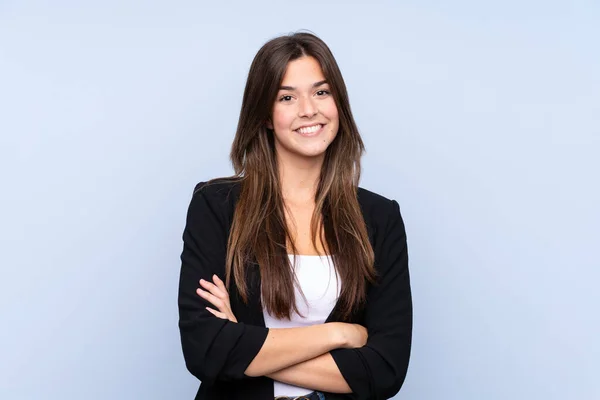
296, 147, 330, 158
275, 135, 335, 160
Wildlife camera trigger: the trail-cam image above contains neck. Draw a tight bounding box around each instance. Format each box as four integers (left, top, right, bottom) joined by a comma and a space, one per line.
276, 152, 323, 204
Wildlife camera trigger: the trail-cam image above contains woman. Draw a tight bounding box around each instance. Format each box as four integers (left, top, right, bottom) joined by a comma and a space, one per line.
178, 32, 412, 400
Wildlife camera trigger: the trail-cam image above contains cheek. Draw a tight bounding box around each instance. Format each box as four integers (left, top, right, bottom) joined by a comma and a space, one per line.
324, 101, 339, 123
272, 107, 294, 131
326, 106, 339, 133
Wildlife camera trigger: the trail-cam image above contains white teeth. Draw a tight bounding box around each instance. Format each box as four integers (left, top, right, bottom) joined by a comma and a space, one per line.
296, 124, 322, 134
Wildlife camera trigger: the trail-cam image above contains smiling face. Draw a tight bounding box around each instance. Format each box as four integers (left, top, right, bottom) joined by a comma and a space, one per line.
268, 56, 340, 165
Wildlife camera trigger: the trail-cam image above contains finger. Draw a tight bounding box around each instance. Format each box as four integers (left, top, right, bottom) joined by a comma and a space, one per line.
206, 307, 228, 320
196, 288, 225, 310
199, 279, 227, 299
197, 289, 234, 319
221, 310, 237, 323
212, 274, 228, 294
207, 307, 237, 323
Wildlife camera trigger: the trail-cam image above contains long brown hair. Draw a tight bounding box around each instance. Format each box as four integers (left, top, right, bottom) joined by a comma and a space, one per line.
221, 32, 375, 320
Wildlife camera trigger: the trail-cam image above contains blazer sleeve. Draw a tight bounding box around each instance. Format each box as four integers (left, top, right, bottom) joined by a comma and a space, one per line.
330, 199, 413, 399
178, 184, 269, 385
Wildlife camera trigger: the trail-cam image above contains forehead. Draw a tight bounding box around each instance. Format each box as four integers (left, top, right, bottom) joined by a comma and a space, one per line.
280, 56, 326, 86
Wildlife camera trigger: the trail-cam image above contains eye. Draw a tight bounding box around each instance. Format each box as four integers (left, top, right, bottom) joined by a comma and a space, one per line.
316, 90, 330, 96
279, 95, 293, 102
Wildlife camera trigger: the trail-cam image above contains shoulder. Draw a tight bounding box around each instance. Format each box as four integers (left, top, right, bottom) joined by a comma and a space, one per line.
186, 176, 242, 223
357, 186, 406, 244
357, 186, 395, 207
193, 176, 242, 199
357, 186, 401, 219
192, 176, 242, 208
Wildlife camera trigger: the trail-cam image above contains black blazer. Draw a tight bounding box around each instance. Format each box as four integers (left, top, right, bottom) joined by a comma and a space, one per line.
178, 179, 412, 400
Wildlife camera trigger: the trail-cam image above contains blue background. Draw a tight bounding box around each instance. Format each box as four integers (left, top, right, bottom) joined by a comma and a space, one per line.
1, 1, 598, 399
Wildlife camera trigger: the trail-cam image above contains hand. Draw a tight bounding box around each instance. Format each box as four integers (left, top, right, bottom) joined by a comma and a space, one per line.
333, 322, 368, 349
196, 274, 238, 323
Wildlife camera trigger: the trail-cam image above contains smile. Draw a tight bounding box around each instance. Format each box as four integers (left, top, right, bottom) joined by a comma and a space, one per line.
295, 124, 325, 136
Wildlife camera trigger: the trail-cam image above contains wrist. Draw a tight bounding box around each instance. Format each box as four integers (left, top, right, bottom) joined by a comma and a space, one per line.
325, 322, 347, 349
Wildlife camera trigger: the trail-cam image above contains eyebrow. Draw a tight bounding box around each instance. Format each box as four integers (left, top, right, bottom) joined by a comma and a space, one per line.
279, 80, 328, 91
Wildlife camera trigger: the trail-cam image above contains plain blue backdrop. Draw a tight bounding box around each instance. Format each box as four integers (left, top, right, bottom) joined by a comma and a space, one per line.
1, 1, 598, 399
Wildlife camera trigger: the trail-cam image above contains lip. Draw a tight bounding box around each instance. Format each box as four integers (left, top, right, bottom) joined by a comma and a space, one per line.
294, 123, 326, 137
294, 122, 325, 130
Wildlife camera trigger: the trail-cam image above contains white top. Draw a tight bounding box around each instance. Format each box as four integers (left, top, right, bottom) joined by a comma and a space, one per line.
262, 254, 340, 397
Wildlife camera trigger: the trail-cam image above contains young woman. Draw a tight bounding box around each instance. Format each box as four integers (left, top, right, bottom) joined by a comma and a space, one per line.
178, 32, 412, 400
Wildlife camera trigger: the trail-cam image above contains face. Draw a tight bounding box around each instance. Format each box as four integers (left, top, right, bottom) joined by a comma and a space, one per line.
268, 56, 339, 163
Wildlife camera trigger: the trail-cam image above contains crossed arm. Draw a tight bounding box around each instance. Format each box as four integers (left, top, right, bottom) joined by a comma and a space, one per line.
197, 275, 365, 393
180, 188, 411, 397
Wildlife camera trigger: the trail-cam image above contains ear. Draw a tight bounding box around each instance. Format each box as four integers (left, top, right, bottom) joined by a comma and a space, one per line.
265, 119, 273, 130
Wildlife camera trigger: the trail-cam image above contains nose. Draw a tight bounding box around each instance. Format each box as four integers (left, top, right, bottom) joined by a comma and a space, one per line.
298, 96, 317, 118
